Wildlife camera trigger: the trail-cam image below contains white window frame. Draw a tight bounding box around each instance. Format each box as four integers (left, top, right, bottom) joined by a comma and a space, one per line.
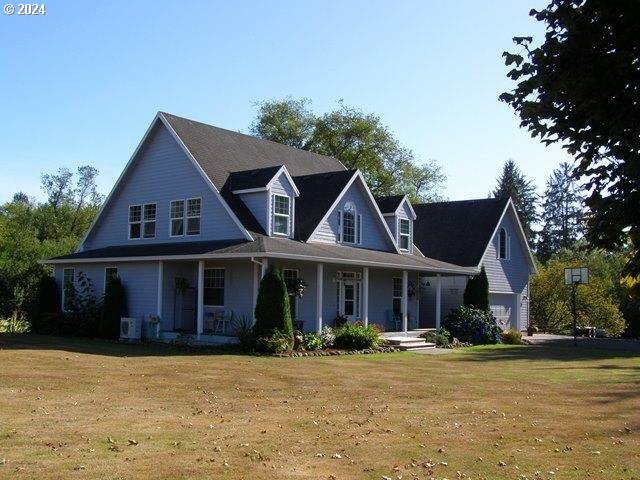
143, 203, 157, 239
272, 194, 291, 236
104, 266, 118, 293
337, 271, 362, 319
169, 199, 185, 237
62, 267, 75, 311
498, 227, 510, 260
283, 268, 299, 320
186, 197, 202, 236
398, 218, 411, 252
203, 267, 225, 307
340, 202, 358, 245
128, 203, 155, 240
392, 277, 403, 315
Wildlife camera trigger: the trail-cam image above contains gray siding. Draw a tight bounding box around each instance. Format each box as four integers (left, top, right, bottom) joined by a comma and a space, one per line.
309, 180, 394, 251
419, 275, 467, 328
268, 171, 296, 237
83, 124, 245, 250
239, 191, 269, 233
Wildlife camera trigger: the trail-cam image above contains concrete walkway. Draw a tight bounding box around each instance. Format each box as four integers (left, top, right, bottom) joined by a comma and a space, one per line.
526, 333, 640, 353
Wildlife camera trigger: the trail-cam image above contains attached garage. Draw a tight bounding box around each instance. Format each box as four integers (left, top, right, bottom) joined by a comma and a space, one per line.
490, 293, 519, 330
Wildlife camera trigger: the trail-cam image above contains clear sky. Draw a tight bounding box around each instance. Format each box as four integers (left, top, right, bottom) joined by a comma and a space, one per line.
0, 0, 573, 203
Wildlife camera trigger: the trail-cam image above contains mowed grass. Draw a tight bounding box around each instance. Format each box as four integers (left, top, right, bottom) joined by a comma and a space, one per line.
0, 335, 638, 480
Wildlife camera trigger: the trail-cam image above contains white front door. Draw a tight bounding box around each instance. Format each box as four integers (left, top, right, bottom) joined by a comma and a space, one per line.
339, 277, 361, 322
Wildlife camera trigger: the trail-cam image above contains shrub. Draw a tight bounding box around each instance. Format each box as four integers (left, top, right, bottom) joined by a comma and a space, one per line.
0, 312, 30, 333
301, 331, 323, 350
30, 275, 62, 334
320, 326, 336, 348
419, 330, 450, 347
233, 315, 255, 351
501, 328, 523, 345
255, 330, 292, 354
463, 266, 490, 310
100, 276, 127, 339
334, 323, 381, 350
442, 306, 502, 344
254, 269, 293, 343
63, 271, 101, 336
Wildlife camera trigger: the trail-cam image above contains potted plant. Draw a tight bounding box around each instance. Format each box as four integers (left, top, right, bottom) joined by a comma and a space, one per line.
285, 277, 308, 298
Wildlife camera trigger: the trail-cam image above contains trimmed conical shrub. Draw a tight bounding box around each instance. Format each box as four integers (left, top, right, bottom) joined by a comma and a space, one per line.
254, 268, 293, 341
463, 266, 490, 311
100, 276, 128, 338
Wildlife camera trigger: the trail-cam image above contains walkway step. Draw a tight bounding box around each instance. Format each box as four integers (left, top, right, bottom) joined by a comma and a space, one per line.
397, 342, 436, 351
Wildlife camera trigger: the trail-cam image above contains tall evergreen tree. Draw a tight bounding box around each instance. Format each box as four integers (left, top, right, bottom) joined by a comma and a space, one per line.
492, 159, 538, 244
537, 162, 584, 262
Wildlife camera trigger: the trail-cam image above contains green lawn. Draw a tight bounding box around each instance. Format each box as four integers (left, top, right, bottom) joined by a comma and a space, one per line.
0, 334, 638, 479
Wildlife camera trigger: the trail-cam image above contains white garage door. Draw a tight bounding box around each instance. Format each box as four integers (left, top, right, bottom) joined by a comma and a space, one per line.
490, 293, 517, 330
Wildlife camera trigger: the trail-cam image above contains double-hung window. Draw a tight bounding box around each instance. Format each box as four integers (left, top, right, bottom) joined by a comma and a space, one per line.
203, 268, 225, 307
62, 267, 75, 311
170, 200, 184, 236
339, 201, 361, 245
498, 227, 510, 259
398, 218, 411, 251
392, 277, 403, 315
283, 269, 299, 320
170, 198, 201, 236
272, 194, 291, 235
129, 204, 155, 239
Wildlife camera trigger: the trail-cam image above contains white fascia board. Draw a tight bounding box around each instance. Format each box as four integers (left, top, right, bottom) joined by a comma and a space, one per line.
265, 165, 300, 197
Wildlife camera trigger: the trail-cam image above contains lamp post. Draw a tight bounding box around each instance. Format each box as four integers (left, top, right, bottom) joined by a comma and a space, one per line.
564, 267, 589, 347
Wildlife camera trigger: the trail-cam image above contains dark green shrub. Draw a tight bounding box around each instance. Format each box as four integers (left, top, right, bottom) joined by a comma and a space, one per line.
442, 306, 502, 344
501, 329, 523, 345
463, 266, 490, 310
334, 323, 381, 350
30, 275, 62, 334
301, 331, 323, 350
420, 330, 450, 347
255, 330, 292, 354
233, 315, 256, 351
100, 276, 127, 339
254, 268, 293, 343
63, 272, 101, 336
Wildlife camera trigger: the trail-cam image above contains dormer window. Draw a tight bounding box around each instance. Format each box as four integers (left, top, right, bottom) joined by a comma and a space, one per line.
498, 227, 510, 259
339, 201, 362, 245
398, 218, 411, 251
272, 194, 291, 236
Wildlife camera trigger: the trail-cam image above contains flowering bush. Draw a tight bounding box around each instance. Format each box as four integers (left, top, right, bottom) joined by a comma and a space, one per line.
320, 326, 336, 348
334, 323, 381, 350
301, 332, 323, 350
442, 306, 502, 344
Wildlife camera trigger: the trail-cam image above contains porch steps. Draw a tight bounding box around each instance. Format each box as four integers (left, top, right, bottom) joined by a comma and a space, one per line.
384, 336, 436, 351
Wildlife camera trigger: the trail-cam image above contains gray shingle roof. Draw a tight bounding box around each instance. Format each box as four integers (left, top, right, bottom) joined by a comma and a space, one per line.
375, 195, 406, 214
161, 112, 345, 190
224, 165, 283, 192
413, 197, 509, 267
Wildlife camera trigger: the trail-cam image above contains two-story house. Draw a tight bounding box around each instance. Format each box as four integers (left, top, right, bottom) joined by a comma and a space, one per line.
44, 112, 534, 342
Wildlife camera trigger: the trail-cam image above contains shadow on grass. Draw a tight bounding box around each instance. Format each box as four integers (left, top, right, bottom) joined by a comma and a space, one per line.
0, 333, 244, 358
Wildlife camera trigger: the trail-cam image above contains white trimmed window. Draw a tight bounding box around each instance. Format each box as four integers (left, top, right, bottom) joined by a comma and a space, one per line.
204, 268, 225, 307
104, 267, 118, 290
272, 194, 291, 235
392, 277, 402, 315
129, 204, 155, 239
498, 227, 510, 260
62, 267, 75, 310
398, 218, 411, 251
283, 269, 299, 321
170, 200, 184, 236
186, 198, 201, 235
339, 201, 361, 245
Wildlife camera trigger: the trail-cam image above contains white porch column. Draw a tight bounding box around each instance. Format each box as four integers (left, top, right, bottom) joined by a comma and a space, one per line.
156, 260, 164, 318
197, 260, 204, 336
435, 274, 442, 332
316, 263, 323, 333
261, 257, 269, 278
401, 270, 408, 332
362, 267, 369, 327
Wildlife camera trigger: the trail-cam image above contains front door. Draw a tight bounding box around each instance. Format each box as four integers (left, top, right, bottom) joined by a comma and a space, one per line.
339, 276, 361, 322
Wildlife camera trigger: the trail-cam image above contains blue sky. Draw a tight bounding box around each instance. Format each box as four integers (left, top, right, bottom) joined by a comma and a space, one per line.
0, 0, 572, 203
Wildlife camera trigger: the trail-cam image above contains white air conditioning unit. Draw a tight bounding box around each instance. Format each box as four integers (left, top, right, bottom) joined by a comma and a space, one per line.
120, 317, 141, 342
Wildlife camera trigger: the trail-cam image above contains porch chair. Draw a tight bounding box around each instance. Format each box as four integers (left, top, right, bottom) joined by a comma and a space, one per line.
386, 309, 402, 331
214, 310, 233, 334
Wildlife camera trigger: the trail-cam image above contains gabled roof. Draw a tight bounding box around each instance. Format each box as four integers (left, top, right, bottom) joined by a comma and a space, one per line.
161, 112, 345, 189
225, 165, 283, 192
413, 198, 509, 267
375, 194, 417, 220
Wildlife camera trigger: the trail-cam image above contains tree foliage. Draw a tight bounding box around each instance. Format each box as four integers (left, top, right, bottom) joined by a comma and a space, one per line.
100, 276, 128, 339
463, 266, 489, 310
537, 162, 585, 261
500, 0, 640, 275
251, 98, 445, 203
253, 268, 293, 342
492, 159, 538, 244
530, 247, 627, 336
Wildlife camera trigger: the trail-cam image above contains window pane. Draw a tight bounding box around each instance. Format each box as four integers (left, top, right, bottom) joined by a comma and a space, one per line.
204, 288, 224, 306
343, 211, 355, 243
392, 298, 401, 315
171, 218, 184, 236
273, 195, 290, 215
63, 268, 75, 286
273, 215, 288, 234
399, 219, 410, 234
129, 223, 141, 239
129, 205, 141, 222
105, 267, 118, 283
392, 278, 402, 298
204, 269, 224, 306
400, 235, 410, 250
143, 220, 156, 238
187, 198, 201, 217
144, 204, 156, 221
171, 200, 184, 219
283, 269, 298, 281
187, 217, 200, 235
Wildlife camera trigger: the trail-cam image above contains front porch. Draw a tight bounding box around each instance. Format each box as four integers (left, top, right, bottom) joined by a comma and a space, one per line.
149, 256, 451, 342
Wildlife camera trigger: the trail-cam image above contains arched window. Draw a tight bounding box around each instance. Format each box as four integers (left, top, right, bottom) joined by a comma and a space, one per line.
498, 227, 509, 259
339, 201, 361, 244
